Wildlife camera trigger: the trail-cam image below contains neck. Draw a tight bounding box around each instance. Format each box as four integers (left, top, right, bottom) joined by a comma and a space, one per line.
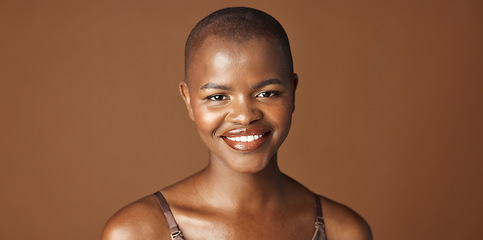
194, 153, 289, 211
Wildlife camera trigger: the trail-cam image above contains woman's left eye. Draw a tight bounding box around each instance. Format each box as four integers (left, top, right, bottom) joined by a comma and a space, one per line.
256, 91, 278, 98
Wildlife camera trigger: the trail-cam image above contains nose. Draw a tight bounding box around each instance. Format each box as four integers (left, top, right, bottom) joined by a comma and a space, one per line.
226, 98, 262, 126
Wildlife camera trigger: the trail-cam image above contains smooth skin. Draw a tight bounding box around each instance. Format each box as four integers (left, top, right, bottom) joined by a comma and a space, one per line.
101, 36, 372, 240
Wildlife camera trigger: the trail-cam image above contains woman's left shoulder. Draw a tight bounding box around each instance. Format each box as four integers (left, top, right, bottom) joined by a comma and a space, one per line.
319, 195, 373, 240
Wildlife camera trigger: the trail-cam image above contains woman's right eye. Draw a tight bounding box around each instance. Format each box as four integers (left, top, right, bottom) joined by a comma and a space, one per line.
206, 94, 228, 101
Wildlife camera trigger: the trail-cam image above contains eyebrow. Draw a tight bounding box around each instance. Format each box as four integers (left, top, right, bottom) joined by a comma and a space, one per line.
252, 78, 284, 89
200, 82, 233, 90
199, 78, 284, 90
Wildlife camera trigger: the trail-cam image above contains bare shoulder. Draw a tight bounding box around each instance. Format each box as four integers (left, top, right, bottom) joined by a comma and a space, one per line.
101, 194, 170, 240
320, 196, 373, 240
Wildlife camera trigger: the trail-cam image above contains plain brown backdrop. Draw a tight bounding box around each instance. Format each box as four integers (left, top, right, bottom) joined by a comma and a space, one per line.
1, 0, 482, 239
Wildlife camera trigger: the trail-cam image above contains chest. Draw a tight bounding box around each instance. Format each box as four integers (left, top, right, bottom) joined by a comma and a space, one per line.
175, 210, 317, 240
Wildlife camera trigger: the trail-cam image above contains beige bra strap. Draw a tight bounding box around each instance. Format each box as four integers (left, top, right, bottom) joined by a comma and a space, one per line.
313, 193, 327, 240
154, 191, 184, 240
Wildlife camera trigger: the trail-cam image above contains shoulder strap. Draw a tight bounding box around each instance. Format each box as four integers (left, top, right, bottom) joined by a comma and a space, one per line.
313, 193, 327, 240
153, 191, 184, 240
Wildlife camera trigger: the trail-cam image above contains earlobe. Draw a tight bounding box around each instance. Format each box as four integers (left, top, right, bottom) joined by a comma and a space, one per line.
179, 81, 195, 121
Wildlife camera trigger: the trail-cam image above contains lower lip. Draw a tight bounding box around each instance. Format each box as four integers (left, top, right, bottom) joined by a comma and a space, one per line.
221, 132, 270, 152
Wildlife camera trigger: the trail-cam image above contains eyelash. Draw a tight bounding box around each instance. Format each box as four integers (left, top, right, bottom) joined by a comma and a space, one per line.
205, 91, 279, 102
256, 91, 279, 98
206, 94, 228, 101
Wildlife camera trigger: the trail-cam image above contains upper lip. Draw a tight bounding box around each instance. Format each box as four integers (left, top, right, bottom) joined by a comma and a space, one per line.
221, 126, 270, 137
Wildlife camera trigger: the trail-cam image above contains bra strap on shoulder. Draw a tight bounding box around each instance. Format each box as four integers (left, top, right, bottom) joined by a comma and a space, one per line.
154, 191, 184, 240
314, 193, 325, 228
313, 193, 327, 240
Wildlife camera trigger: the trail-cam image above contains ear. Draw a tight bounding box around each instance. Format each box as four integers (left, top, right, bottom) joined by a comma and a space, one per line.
291, 73, 298, 112
179, 81, 195, 121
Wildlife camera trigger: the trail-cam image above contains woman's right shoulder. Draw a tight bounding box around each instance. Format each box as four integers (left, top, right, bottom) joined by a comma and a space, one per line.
101, 193, 170, 240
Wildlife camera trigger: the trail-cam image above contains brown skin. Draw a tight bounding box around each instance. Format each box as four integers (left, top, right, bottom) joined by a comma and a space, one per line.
101, 36, 372, 240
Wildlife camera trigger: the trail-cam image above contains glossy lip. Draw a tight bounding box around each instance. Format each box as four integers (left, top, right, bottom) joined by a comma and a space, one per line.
220, 127, 271, 152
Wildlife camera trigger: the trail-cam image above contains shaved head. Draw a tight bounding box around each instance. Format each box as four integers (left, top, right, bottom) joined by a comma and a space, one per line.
185, 7, 293, 80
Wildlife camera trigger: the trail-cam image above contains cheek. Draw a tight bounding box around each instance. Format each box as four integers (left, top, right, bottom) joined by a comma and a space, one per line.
192, 104, 225, 134
273, 98, 294, 121
264, 101, 294, 132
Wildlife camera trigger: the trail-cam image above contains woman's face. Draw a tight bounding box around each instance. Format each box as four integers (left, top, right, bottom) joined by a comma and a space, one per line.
180, 36, 297, 174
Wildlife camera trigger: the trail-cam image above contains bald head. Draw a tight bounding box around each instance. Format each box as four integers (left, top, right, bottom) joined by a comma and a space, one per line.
185, 7, 293, 80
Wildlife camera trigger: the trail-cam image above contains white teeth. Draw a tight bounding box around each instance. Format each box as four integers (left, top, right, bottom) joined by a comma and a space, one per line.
225, 134, 264, 142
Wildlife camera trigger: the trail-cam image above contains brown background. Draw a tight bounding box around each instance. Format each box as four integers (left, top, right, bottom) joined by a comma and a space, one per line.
1, 0, 482, 239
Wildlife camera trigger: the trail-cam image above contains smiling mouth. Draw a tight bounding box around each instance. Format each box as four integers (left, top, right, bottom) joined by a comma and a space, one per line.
224, 134, 265, 142
221, 128, 271, 152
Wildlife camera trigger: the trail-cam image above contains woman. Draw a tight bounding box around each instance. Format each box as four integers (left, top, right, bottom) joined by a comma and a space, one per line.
102, 7, 372, 240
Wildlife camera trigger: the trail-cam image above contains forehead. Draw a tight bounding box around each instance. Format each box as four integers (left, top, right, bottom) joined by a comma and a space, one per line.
186, 36, 291, 86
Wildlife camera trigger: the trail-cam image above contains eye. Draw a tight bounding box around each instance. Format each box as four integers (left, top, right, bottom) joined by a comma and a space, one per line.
206, 94, 228, 101
256, 91, 278, 98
